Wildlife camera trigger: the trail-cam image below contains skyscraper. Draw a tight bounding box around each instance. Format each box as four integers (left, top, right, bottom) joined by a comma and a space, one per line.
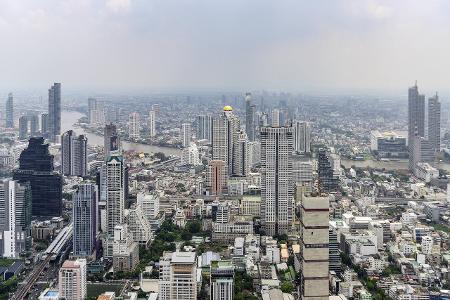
41, 113, 49, 135
128, 112, 140, 139
104, 123, 120, 156
159, 252, 197, 300
232, 130, 249, 176
181, 123, 192, 148
19, 116, 29, 140
13, 137, 62, 217
428, 93, 441, 152
148, 110, 156, 137
271, 109, 280, 127
245, 93, 255, 142
0, 180, 32, 258
408, 83, 425, 171
29, 114, 39, 137
260, 126, 293, 236
58, 259, 87, 300
48, 83, 61, 141
5, 93, 13, 128
300, 194, 329, 300
294, 121, 311, 154
73, 183, 97, 257
196, 115, 212, 141
105, 155, 125, 257
210, 260, 234, 300
207, 160, 228, 196
88, 98, 105, 124
317, 149, 340, 194
61, 130, 88, 177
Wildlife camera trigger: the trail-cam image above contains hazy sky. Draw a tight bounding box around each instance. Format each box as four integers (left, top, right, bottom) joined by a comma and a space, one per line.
1, 0, 450, 94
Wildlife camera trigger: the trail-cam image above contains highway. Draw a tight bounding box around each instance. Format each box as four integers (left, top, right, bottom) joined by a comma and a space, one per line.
11, 256, 52, 300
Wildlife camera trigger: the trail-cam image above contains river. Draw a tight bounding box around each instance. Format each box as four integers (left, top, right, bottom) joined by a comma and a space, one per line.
61, 111, 182, 156
342, 158, 450, 173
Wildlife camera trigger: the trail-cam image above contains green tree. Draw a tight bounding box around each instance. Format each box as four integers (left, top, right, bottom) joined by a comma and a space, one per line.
280, 281, 294, 293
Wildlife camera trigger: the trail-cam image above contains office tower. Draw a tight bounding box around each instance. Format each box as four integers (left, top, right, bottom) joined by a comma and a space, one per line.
105, 155, 125, 257
212, 106, 240, 175
124, 205, 152, 245
41, 113, 49, 135
0, 180, 32, 258
148, 110, 156, 137
58, 258, 87, 300
210, 260, 234, 300
73, 183, 97, 257
318, 149, 340, 193
159, 252, 197, 300
428, 94, 441, 152
248, 141, 261, 167
29, 114, 39, 136
128, 112, 140, 139
260, 126, 293, 236
181, 123, 192, 148
104, 123, 119, 156
19, 116, 29, 140
137, 193, 160, 223
294, 121, 311, 154
408, 83, 425, 171
300, 194, 329, 300
207, 160, 228, 196
196, 115, 213, 141
61, 130, 88, 177
412, 136, 435, 173
232, 131, 249, 177
5, 93, 13, 128
112, 224, 139, 271
329, 227, 341, 275
245, 93, 255, 141
48, 83, 61, 141
13, 137, 62, 217
271, 109, 280, 127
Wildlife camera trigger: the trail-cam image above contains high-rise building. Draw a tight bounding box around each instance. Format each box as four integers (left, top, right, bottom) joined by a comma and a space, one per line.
196, 115, 212, 141
58, 258, 87, 300
181, 143, 201, 166
245, 93, 256, 142
73, 183, 97, 257
128, 112, 140, 139
293, 160, 313, 195
329, 227, 341, 276
48, 83, 61, 141
300, 194, 329, 300
210, 260, 234, 300
5, 93, 14, 128
29, 114, 39, 137
41, 113, 49, 135
137, 193, 160, 221
181, 123, 192, 148
248, 141, 261, 167
13, 137, 62, 217
61, 130, 88, 177
408, 83, 425, 171
124, 205, 152, 245
105, 155, 125, 257
148, 110, 156, 138
271, 109, 280, 127
232, 131, 249, 177
0, 180, 32, 258
207, 160, 228, 196
318, 149, 340, 194
104, 123, 120, 156
112, 224, 139, 272
159, 252, 197, 300
260, 126, 293, 236
19, 116, 29, 140
412, 136, 435, 174
294, 121, 311, 154
428, 94, 441, 152
88, 98, 97, 124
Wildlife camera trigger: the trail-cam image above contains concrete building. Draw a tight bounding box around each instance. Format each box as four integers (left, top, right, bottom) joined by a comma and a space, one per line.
181, 143, 201, 166
300, 194, 329, 300
232, 131, 249, 177
207, 160, 227, 196
271, 109, 280, 127
181, 123, 192, 148
112, 224, 139, 272
128, 112, 140, 140
58, 258, 87, 300
19, 115, 29, 140
294, 121, 311, 154
148, 110, 156, 138
210, 260, 234, 300
5, 92, 13, 128
48, 83, 61, 142
370, 130, 408, 158
72, 183, 97, 257
245, 93, 256, 141
408, 83, 426, 171
196, 115, 213, 142
61, 130, 88, 177
104, 123, 120, 156
158, 252, 197, 300
428, 94, 441, 152
125, 205, 152, 245
260, 126, 293, 236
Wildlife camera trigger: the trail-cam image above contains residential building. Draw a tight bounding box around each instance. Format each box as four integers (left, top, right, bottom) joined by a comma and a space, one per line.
294, 121, 311, 154
48, 83, 61, 141
72, 183, 97, 257
210, 260, 234, 300
5, 92, 13, 128
61, 130, 88, 177
58, 258, 87, 300
428, 94, 441, 152
181, 123, 192, 148
149, 110, 156, 137
245, 93, 255, 141
128, 112, 140, 139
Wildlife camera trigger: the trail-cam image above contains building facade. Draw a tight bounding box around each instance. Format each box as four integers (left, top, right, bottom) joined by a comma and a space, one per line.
61, 130, 88, 177
73, 183, 97, 257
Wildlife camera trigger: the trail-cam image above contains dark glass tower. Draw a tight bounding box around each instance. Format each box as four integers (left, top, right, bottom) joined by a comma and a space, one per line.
48, 83, 61, 141
13, 137, 62, 217
317, 148, 339, 193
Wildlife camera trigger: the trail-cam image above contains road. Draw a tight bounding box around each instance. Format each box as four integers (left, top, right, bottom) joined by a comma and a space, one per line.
12, 256, 52, 300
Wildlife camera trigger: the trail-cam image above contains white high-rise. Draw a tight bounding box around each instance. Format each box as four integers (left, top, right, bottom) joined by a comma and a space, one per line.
148, 110, 156, 138
137, 193, 160, 221
58, 258, 87, 300
61, 130, 88, 177
428, 94, 441, 152
181, 123, 192, 148
128, 112, 140, 139
73, 183, 97, 257
260, 126, 293, 236
294, 121, 311, 154
159, 252, 197, 300
271, 109, 280, 127
181, 143, 201, 166
196, 115, 213, 141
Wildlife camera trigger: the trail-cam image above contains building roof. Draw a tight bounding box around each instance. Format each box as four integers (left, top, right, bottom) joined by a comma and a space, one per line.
171, 252, 196, 264
223, 105, 233, 111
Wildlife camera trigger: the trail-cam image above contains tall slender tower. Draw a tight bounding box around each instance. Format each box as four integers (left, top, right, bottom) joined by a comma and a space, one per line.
260, 126, 293, 236
271, 109, 280, 127
232, 131, 249, 176
48, 83, 61, 142
61, 130, 88, 177
104, 123, 119, 156
294, 121, 311, 154
181, 123, 192, 148
148, 110, 156, 138
245, 93, 255, 142
73, 183, 97, 257
196, 115, 212, 141
5, 93, 14, 128
128, 112, 140, 139
58, 259, 87, 300
428, 93, 441, 152
408, 83, 425, 171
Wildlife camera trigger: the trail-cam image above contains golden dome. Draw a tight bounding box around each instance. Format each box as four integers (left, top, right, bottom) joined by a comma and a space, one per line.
223, 105, 233, 111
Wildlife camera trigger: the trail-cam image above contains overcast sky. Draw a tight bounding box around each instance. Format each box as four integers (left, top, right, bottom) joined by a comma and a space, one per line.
1, 0, 449, 94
